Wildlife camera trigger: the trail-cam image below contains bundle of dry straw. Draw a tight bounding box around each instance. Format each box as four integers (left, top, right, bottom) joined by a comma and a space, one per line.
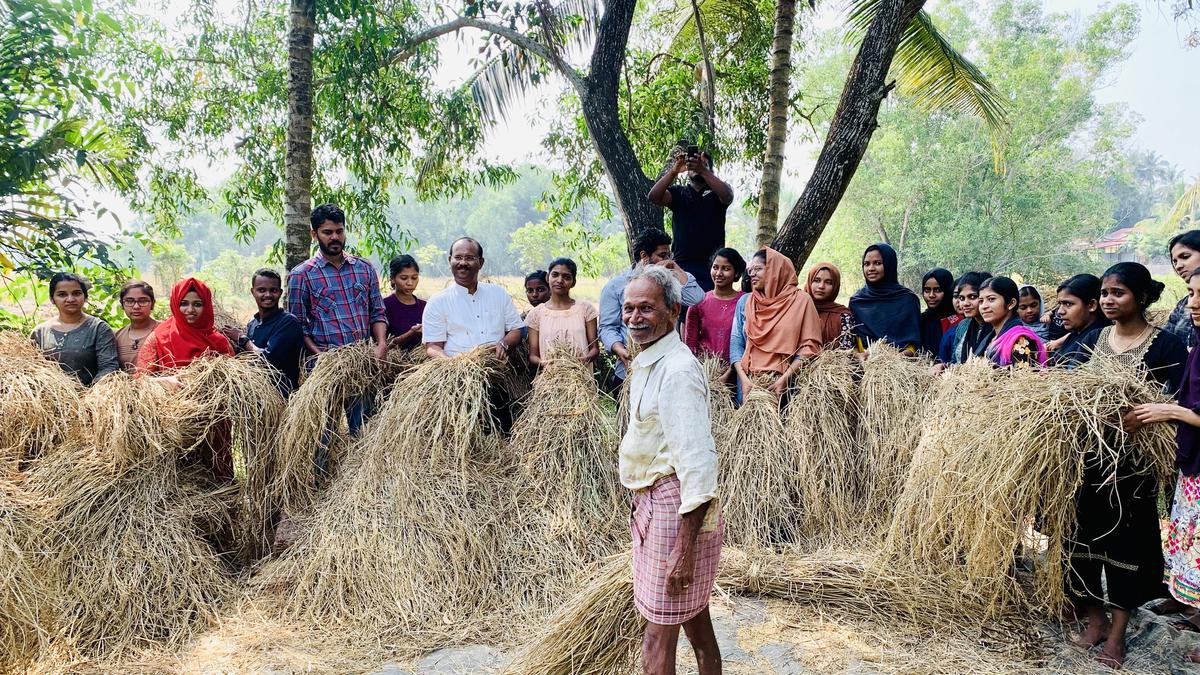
786, 350, 863, 546
255, 349, 510, 645
503, 552, 643, 675
163, 355, 288, 559
881, 355, 1178, 622
700, 356, 735, 451
719, 379, 797, 549
272, 343, 416, 516
26, 373, 235, 662
504, 344, 626, 612
855, 342, 935, 530
0, 331, 81, 470
0, 477, 52, 669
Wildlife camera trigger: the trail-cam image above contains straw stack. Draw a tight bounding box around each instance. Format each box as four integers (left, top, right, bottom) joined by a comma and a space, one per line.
720, 382, 796, 549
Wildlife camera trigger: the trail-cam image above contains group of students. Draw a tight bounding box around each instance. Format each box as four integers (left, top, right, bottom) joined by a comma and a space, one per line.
28, 191, 1200, 666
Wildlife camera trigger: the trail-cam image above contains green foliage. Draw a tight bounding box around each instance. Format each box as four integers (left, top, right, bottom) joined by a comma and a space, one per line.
195, 249, 269, 301
808, 0, 1134, 290
102, 0, 513, 259
0, 0, 136, 276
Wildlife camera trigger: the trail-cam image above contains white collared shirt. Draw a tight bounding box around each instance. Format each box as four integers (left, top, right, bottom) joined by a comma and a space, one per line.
422, 282, 524, 356
619, 331, 719, 516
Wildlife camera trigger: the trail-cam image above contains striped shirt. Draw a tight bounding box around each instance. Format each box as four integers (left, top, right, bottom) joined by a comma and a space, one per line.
286, 252, 387, 351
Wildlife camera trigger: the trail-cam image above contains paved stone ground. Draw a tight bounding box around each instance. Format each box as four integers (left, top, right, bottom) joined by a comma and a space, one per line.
376, 597, 1200, 675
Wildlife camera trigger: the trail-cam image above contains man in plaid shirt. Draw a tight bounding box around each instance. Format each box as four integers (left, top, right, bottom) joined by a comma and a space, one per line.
287, 204, 388, 464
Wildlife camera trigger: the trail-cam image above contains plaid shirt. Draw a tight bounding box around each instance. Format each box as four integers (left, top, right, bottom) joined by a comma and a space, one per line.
286, 252, 387, 351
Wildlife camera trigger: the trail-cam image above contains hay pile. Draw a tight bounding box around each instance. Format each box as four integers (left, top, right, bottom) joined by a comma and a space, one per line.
719, 382, 797, 549
0, 335, 81, 471
856, 343, 936, 529
26, 373, 235, 662
700, 356, 735, 451
880, 355, 1178, 621
272, 343, 414, 516
161, 356, 288, 559
0, 476, 52, 669
505, 344, 626, 602
255, 348, 510, 644
503, 553, 643, 675
786, 350, 863, 545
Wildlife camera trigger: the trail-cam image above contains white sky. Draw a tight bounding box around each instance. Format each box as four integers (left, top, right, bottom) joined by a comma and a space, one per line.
85, 0, 1200, 235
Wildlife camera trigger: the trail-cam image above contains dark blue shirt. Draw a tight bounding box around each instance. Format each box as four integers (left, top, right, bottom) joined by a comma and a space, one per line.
247, 310, 305, 395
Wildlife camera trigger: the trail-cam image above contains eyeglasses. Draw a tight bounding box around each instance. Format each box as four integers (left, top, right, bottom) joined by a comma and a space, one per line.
121, 298, 152, 307
451, 256, 480, 264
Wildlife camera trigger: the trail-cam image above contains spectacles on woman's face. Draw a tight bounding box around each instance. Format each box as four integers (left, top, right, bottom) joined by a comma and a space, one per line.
122, 297, 152, 307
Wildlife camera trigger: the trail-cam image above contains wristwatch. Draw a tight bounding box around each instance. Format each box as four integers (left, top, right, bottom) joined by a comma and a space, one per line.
237, 335, 251, 351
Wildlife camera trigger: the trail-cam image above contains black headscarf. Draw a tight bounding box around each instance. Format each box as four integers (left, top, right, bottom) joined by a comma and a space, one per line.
849, 243, 922, 349
919, 268, 956, 356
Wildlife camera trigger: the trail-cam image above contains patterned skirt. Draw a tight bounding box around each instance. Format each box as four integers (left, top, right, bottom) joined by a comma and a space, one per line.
631, 474, 723, 625
1167, 472, 1200, 607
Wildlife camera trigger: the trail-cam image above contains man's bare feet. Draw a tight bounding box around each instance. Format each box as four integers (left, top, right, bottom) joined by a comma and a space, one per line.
1074, 620, 1111, 649
1096, 639, 1125, 669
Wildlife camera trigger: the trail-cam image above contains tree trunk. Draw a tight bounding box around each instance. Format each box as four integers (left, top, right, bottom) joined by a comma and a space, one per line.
689, 0, 717, 139
755, 0, 798, 246
582, 0, 662, 261
770, 0, 925, 267
284, 0, 316, 272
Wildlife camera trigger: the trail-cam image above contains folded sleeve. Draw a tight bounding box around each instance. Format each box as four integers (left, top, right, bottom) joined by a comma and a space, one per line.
658, 365, 718, 515
365, 263, 387, 326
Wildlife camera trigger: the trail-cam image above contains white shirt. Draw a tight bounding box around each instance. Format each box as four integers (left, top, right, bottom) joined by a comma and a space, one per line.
422, 282, 524, 356
619, 330, 719, 518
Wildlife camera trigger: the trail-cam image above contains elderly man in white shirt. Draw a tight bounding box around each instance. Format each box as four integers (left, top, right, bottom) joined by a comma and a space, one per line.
423, 237, 524, 360
620, 263, 723, 675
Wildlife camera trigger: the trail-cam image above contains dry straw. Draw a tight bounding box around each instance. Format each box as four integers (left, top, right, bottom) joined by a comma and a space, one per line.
503, 552, 643, 675
0, 477, 52, 669
272, 343, 415, 517
254, 348, 511, 645
720, 379, 797, 549
786, 349, 864, 546
881, 354, 1179, 622
162, 355, 288, 560
27, 369, 236, 658
0, 331, 81, 470
504, 343, 627, 610
855, 342, 935, 530
700, 355, 735, 452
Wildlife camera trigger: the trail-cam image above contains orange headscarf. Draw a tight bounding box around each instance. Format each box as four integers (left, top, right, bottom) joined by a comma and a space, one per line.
804, 263, 853, 347
743, 248, 823, 374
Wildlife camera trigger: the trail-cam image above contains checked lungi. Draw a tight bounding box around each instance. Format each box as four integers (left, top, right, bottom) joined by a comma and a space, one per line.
631, 474, 723, 625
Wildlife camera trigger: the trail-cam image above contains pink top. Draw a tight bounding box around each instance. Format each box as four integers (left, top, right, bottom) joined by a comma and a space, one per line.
525, 300, 599, 368
683, 290, 745, 361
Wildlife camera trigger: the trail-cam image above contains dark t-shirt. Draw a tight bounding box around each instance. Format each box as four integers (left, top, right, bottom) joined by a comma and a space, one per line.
667, 183, 729, 285
384, 295, 426, 349
246, 310, 305, 395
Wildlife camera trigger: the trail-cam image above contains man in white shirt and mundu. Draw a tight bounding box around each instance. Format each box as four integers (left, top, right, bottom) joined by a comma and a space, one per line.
423, 237, 524, 360
620, 264, 723, 675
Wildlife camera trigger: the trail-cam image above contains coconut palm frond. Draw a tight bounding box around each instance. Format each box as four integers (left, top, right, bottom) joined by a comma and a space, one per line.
848, 1, 1010, 170
669, 0, 770, 56
1165, 179, 1200, 228
468, 43, 547, 125
464, 0, 599, 124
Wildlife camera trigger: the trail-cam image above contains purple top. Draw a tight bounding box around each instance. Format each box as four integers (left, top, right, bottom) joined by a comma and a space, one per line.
1178, 334, 1200, 477
384, 294, 426, 349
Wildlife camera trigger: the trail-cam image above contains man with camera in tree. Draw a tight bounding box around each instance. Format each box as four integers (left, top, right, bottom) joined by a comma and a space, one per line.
647, 143, 735, 293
